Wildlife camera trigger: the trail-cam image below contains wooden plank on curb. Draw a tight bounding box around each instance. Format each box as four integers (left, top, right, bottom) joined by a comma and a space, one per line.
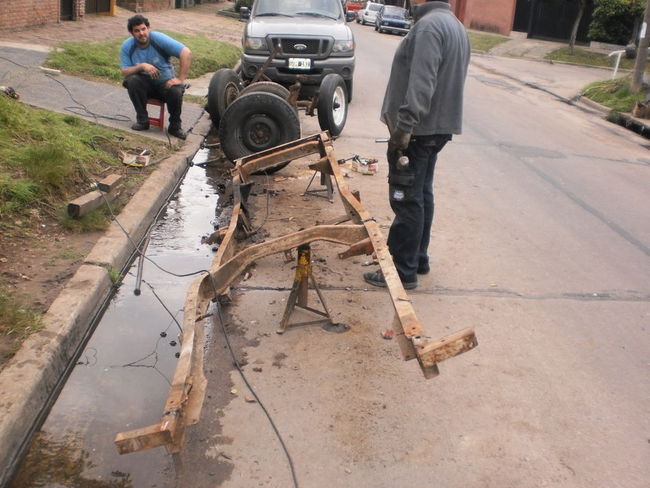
67, 190, 117, 218
97, 174, 124, 193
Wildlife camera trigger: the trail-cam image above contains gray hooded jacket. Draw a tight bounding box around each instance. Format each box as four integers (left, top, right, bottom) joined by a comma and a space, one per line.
380, 1, 470, 136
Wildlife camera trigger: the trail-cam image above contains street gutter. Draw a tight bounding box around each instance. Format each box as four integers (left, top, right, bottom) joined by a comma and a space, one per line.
0, 114, 212, 487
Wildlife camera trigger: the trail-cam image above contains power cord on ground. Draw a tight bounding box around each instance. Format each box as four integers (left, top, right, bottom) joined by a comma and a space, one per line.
88, 170, 298, 487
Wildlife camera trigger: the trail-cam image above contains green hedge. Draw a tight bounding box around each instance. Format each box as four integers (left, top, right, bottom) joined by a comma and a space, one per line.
588, 0, 646, 45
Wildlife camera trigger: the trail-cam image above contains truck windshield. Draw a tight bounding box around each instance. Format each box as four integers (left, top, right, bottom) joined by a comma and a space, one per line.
254, 0, 342, 19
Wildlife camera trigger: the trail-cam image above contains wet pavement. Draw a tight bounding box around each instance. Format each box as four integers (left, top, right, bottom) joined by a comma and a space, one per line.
10, 149, 228, 488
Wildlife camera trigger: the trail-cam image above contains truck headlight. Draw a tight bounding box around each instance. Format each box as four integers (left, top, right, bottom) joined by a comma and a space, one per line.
332, 39, 354, 54
244, 36, 267, 52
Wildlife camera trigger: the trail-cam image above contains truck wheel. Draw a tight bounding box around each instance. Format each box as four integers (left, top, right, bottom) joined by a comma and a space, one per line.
219, 92, 301, 173
207, 69, 242, 128
239, 81, 291, 102
317, 74, 348, 137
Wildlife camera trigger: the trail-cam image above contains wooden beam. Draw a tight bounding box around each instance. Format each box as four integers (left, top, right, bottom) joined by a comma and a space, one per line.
97, 174, 123, 193
115, 424, 171, 454
67, 190, 117, 218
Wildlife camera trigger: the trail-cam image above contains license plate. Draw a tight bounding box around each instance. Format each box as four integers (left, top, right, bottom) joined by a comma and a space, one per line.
288, 58, 311, 71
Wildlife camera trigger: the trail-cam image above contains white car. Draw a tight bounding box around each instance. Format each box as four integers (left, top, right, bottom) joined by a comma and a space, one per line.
357, 2, 382, 25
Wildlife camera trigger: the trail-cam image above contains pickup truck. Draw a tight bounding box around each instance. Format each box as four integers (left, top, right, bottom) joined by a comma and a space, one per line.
239, 0, 355, 101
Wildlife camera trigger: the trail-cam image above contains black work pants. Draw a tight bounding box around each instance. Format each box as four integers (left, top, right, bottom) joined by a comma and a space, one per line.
123, 74, 184, 129
386, 134, 450, 282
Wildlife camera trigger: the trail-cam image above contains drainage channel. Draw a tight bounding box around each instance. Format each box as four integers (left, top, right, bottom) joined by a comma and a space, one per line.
10, 148, 226, 488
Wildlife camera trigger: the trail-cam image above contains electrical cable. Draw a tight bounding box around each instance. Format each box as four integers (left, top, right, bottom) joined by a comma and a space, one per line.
81, 140, 298, 485
93, 170, 299, 487
213, 297, 300, 488
0, 55, 131, 122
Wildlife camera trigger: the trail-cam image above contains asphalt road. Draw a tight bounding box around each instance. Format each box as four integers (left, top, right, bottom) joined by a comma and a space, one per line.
8, 20, 649, 488
178, 22, 650, 488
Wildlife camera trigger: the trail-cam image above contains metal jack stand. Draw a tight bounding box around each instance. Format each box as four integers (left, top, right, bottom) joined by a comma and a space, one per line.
277, 244, 348, 334
302, 157, 334, 202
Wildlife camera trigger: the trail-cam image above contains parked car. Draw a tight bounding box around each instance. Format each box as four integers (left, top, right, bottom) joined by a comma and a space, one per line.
375, 5, 411, 35
357, 2, 382, 25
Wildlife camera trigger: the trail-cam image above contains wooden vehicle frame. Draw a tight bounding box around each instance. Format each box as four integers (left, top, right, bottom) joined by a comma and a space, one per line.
115, 132, 478, 455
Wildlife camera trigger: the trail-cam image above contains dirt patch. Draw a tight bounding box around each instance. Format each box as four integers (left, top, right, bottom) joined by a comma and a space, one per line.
0, 174, 153, 367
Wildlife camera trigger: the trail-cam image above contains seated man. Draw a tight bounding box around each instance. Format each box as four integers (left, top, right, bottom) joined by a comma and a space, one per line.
120, 14, 192, 140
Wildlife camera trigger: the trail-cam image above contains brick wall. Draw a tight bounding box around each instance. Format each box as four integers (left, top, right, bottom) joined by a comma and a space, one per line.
117, 0, 174, 12
0, 0, 59, 30
459, 0, 516, 35
0, 0, 89, 30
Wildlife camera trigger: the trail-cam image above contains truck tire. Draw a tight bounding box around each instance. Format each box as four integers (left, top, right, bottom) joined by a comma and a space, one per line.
239, 81, 291, 103
207, 69, 242, 128
219, 92, 301, 174
317, 74, 348, 137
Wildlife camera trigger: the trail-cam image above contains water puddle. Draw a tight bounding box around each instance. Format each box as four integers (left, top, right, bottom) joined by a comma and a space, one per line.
11, 148, 228, 487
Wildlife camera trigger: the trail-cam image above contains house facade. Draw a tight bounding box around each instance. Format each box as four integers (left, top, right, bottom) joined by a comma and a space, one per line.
453, 0, 517, 35
0, 0, 113, 30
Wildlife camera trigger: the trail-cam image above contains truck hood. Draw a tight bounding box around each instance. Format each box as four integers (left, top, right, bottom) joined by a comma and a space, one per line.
246, 17, 353, 41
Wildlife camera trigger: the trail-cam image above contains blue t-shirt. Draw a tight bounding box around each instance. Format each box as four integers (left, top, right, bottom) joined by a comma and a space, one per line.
120, 31, 185, 85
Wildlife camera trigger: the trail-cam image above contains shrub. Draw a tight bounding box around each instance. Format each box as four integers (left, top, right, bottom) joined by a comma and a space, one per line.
234, 0, 253, 12
588, 0, 646, 45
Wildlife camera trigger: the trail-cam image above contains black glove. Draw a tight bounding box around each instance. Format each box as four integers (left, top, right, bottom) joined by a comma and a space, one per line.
388, 127, 411, 152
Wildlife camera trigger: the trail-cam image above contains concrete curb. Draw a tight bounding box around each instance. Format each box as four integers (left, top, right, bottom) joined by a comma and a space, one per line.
0, 113, 212, 486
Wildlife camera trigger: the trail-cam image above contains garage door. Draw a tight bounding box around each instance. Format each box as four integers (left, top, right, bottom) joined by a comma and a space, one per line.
86, 0, 111, 14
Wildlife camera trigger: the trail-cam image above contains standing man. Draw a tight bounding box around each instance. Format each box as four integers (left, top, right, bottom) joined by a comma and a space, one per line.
364, 0, 470, 290
120, 15, 192, 140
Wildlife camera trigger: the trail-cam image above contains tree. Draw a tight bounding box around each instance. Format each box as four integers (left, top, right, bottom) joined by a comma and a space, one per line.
569, 0, 590, 53
631, 1, 650, 92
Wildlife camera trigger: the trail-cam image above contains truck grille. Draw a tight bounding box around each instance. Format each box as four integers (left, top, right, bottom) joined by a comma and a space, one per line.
270, 37, 331, 57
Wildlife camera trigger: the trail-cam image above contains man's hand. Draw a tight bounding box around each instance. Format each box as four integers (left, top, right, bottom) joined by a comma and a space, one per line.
165, 77, 185, 88
388, 127, 411, 152
140, 62, 160, 78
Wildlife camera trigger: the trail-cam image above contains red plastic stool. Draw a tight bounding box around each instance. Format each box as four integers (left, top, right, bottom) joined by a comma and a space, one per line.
147, 98, 165, 130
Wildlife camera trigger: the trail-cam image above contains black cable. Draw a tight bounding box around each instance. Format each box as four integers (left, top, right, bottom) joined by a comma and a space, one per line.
140, 278, 183, 333
213, 298, 299, 488
0, 55, 132, 122
87, 157, 298, 486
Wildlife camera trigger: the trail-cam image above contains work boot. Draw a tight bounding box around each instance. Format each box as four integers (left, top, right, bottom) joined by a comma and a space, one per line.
168, 126, 187, 140
131, 121, 150, 131
363, 269, 417, 290
417, 260, 430, 275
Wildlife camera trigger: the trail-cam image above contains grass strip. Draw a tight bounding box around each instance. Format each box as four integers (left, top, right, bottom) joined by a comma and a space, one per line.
44, 31, 241, 85
468, 31, 511, 53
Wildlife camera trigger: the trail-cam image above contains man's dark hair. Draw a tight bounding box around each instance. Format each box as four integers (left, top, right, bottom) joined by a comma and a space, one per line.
127, 14, 150, 33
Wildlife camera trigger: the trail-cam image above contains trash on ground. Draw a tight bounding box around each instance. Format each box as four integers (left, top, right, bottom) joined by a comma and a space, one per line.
119, 149, 152, 167
381, 329, 394, 340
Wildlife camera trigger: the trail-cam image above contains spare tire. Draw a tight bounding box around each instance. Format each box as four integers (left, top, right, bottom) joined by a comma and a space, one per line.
317, 74, 348, 137
239, 81, 291, 101
207, 68, 242, 128
219, 92, 301, 174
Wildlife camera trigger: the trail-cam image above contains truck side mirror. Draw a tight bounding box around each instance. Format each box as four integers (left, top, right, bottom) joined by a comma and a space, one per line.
240, 7, 250, 21
346, 11, 356, 22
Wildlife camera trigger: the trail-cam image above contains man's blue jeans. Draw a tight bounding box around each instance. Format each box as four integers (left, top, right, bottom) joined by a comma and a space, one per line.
386, 134, 451, 282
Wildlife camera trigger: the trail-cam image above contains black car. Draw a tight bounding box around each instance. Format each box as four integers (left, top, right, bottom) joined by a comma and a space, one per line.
375, 5, 411, 35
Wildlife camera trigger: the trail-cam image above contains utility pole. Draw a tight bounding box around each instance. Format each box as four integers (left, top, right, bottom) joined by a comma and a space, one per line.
631, 1, 650, 92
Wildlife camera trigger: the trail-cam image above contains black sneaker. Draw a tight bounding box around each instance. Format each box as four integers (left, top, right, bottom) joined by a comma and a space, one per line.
363, 269, 417, 290
168, 126, 187, 140
417, 260, 430, 275
131, 121, 150, 131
